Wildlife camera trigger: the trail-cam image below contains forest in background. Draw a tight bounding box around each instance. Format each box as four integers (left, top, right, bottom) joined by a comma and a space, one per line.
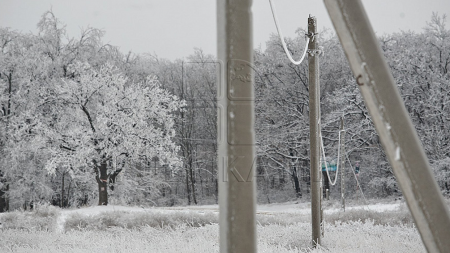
0, 11, 449, 211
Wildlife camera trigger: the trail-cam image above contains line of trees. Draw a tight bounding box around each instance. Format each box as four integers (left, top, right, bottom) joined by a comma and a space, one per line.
252, 13, 450, 202
0, 11, 184, 211
1, 11, 449, 211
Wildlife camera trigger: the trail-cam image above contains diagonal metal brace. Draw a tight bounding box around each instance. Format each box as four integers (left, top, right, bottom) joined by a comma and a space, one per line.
323, 0, 450, 252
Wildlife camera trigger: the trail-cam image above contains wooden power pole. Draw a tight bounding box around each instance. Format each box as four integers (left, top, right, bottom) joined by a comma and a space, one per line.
340, 116, 345, 211
308, 15, 321, 247
217, 0, 256, 252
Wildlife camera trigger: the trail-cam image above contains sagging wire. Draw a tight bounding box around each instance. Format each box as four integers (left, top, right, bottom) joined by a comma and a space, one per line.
268, 0, 310, 65
319, 121, 369, 206
319, 127, 345, 186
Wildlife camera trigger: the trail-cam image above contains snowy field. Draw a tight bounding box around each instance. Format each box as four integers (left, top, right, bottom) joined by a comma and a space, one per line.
0, 200, 426, 252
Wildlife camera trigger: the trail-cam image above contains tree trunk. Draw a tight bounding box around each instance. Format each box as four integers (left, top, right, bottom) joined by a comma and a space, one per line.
97, 179, 108, 205
185, 168, 191, 205
5, 184, 8, 211
292, 167, 302, 198
199, 173, 204, 199
109, 167, 122, 191
189, 163, 197, 205
83, 193, 88, 206
61, 171, 65, 208
290, 151, 302, 198
280, 166, 286, 186
264, 168, 271, 204
96, 161, 108, 205
303, 157, 311, 194
67, 179, 72, 208
0, 183, 8, 212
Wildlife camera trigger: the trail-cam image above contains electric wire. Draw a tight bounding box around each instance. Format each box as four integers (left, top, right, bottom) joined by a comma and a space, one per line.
346, 154, 369, 205
319, 124, 370, 208
319, 128, 344, 186
268, 0, 310, 65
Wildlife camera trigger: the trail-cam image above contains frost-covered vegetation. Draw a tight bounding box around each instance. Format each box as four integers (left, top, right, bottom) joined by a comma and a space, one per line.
63, 209, 217, 231
1, 12, 450, 211
0, 202, 425, 252
0, 222, 425, 253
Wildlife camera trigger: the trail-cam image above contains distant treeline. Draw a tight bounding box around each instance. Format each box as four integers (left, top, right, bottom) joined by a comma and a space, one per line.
0, 11, 449, 211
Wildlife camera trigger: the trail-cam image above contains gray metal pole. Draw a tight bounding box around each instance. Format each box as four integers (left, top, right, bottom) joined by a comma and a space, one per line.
340, 116, 345, 211
308, 15, 321, 247
217, 1, 256, 253
323, 1, 450, 252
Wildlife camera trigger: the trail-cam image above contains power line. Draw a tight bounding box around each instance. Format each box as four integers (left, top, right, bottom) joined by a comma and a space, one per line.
319, 127, 344, 186
268, 0, 310, 65
346, 154, 368, 205
319, 124, 369, 206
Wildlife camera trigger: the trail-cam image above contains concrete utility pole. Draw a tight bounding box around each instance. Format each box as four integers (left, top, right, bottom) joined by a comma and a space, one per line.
308, 15, 321, 247
340, 116, 345, 211
217, 0, 256, 253
324, 0, 450, 252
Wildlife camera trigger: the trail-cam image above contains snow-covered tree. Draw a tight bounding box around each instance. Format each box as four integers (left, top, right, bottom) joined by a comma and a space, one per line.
38, 61, 184, 205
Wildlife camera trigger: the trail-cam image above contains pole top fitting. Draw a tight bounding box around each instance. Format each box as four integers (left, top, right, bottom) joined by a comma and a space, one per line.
306, 32, 319, 42
308, 16, 317, 33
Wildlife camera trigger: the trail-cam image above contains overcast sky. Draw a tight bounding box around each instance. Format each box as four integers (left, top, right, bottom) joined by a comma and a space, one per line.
1, 0, 449, 60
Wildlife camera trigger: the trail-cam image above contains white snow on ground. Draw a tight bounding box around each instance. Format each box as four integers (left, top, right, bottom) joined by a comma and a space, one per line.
147, 201, 400, 214
326, 202, 401, 213
258, 201, 401, 215
2, 201, 421, 252
56, 205, 149, 232
158, 201, 400, 214
56, 201, 401, 231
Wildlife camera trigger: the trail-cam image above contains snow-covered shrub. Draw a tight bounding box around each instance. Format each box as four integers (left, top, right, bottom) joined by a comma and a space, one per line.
257, 213, 309, 226
33, 203, 60, 218
258, 186, 299, 204
325, 206, 414, 227
0, 205, 60, 231
64, 210, 218, 231
368, 176, 400, 197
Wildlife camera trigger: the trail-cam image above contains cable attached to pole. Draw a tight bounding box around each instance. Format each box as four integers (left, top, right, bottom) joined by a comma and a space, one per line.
319, 128, 344, 186
320, 125, 369, 204
319, 116, 369, 204
346, 154, 368, 204
268, 0, 310, 65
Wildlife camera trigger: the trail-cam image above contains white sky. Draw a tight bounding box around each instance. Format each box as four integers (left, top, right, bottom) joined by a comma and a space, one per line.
1, 0, 449, 60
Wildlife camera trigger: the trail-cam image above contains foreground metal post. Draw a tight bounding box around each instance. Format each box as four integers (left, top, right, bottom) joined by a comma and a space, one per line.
308, 15, 321, 247
340, 116, 345, 211
217, 0, 256, 252
323, 0, 450, 252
